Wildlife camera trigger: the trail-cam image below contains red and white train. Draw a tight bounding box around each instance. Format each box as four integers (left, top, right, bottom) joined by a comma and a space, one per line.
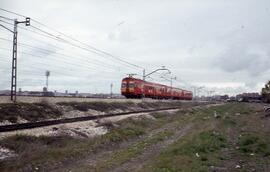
121, 77, 193, 100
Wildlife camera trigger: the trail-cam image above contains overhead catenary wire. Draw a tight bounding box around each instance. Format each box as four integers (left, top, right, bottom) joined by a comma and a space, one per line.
0, 41, 137, 79
0, 37, 130, 72
0, 19, 13, 26
0, 47, 117, 74
0, 8, 27, 18
30, 18, 144, 69
0, 53, 136, 85
0, 8, 152, 92
0, 25, 141, 74
30, 25, 141, 70
0, 18, 142, 75
0, 8, 144, 70
0, 15, 13, 21
0, 49, 131, 79
0, 55, 126, 87
0, 24, 13, 33
18, 24, 141, 71
5, 32, 139, 72
0, 19, 14, 32
0, 20, 140, 71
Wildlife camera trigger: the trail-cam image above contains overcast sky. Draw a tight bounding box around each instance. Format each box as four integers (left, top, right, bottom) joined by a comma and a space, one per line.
0, 0, 270, 95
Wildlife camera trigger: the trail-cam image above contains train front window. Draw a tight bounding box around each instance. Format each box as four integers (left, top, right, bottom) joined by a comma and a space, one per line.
129, 83, 135, 88
121, 83, 127, 88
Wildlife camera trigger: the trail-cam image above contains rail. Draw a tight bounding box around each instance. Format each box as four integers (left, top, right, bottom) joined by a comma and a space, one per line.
0, 107, 181, 132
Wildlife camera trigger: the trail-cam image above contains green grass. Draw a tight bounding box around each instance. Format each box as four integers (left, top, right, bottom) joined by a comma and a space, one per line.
0, 109, 179, 171
190, 103, 255, 118
57, 101, 186, 112
238, 134, 270, 156
179, 131, 227, 155
142, 130, 227, 172
57, 101, 136, 112
88, 130, 174, 172
0, 100, 188, 123
139, 103, 270, 172
2, 103, 268, 172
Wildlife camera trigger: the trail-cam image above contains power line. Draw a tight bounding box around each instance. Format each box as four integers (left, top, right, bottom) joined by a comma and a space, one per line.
0, 8, 26, 18
0, 19, 13, 32
29, 25, 141, 70
0, 47, 109, 72
30, 19, 144, 69
1, 19, 142, 72
16, 24, 140, 71
0, 50, 138, 86
0, 19, 13, 25
0, 54, 126, 81
0, 20, 71, 44
0, 48, 132, 80
0, 37, 130, 72
0, 15, 13, 21
0, 23, 13, 33
0, 9, 150, 92
0, 8, 144, 70
3, 33, 130, 71
30, 25, 66, 42
0, 24, 142, 72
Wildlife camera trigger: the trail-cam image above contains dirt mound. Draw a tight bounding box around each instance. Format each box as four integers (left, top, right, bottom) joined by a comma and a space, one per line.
0, 100, 199, 124
0, 102, 62, 123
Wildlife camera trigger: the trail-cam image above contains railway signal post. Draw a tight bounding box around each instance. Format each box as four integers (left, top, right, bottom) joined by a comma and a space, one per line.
0, 17, 31, 102
11, 18, 31, 102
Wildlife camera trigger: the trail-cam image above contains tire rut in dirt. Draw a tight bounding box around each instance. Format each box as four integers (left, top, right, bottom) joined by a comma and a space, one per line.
110, 124, 193, 172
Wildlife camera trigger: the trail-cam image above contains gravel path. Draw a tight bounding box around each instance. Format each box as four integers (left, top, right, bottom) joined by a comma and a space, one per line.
51, 117, 183, 172
110, 124, 192, 172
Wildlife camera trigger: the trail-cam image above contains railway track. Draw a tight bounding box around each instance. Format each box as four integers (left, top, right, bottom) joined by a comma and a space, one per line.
0, 107, 181, 133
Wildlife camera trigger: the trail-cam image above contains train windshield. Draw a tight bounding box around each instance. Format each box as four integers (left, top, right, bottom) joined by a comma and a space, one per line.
128, 83, 135, 88
121, 83, 127, 88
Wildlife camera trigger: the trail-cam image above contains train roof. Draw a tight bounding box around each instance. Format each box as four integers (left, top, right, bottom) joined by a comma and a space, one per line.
122, 77, 192, 93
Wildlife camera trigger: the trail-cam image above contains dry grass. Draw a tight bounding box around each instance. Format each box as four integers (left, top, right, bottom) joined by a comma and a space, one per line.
0, 102, 62, 123
0, 112, 168, 171
0, 100, 192, 123
140, 103, 270, 172
3, 103, 266, 172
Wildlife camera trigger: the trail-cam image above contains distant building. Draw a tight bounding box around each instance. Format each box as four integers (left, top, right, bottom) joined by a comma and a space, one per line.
211, 95, 229, 101
0, 90, 10, 96
236, 92, 261, 102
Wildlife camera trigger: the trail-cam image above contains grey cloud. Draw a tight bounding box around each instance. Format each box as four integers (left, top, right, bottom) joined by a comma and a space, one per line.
1, 0, 270, 94
214, 45, 270, 76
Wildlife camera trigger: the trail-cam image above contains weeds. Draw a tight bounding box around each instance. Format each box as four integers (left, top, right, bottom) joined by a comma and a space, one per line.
57, 101, 135, 112
94, 130, 174, 171
0, 101, 186, 123
57, 101, 185, 113
0, 102, 62, 123
2, 103, 268, 172
238, 134, 270, 156
0, 113, 161, 171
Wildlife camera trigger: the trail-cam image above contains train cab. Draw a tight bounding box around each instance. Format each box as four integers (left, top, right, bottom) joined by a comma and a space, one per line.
121, 77, 143, 98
